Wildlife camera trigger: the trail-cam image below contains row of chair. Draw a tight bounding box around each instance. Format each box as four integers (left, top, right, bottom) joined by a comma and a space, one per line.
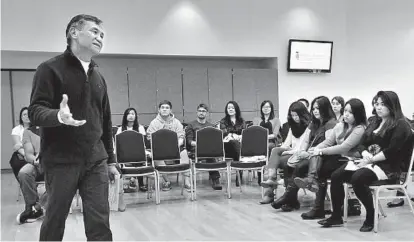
115, 126, 269, 204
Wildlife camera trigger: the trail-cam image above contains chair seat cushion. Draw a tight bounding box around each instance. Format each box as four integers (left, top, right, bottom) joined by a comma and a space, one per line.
195, 161, 227, 169
155, 163, 191, 172
231, 161, 266, 169
121, 166, 155, 175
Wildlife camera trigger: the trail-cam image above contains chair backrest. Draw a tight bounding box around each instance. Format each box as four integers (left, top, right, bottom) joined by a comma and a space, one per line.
151, 129, 180, 161
115, 130, 147, 165
196, 127, 224, 161
240, 125, 268, 157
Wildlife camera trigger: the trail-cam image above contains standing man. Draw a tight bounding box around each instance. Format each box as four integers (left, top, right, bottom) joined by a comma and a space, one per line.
186, 104, 222, 190
28, 14, 119, 241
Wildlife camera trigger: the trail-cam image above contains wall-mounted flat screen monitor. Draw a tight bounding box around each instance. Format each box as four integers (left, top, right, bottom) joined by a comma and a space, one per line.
287, 39, 333, 73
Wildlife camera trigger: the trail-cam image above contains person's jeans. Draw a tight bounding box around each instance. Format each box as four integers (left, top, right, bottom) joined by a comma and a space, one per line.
39, 159, 112, 241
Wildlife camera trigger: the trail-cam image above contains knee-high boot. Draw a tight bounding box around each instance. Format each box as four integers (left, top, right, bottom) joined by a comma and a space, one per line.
301, 180, 327, 219
294, 156, 322, 192
259, 187, 275, 204
270, 176, 299, 211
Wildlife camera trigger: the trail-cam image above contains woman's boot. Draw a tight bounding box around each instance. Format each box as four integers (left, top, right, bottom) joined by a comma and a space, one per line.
271, 177, 299, 210
301, 180, 327, 219
261, 168, 278, 188
294, 156, 322, 193
259, 187, 275, 204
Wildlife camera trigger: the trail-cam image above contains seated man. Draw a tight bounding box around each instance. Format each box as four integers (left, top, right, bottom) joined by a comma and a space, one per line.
186, 104, 222, 190
147, 100, 191, 191
16, 126, 47, 224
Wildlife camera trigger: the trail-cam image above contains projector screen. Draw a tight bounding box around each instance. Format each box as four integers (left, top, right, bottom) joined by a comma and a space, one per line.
287, 39, 333, 73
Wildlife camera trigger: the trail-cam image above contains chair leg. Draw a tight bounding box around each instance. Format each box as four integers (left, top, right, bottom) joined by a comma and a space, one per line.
227, 166, 232, 199
156, 171, 161, 205
194, 169, 197, 201
343, 184, 349, 223
154, 173, 160, 204
190, 169, 194, 201
373, 188, 380, 233
181, 173, 185, 196
176, 173, 179, 184
403, 187, 414, 215
261, 167, 265, 199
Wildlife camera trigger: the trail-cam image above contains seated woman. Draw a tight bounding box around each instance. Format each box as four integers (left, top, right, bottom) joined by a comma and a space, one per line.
253, 100, 281, 185
318, 91, 413, 232
16, 125, 46, 224
271, 96, 337, 212
10, 107, 31, 178
116, 107, 148, 193
331, 96, 345, 121
259, 101, 311, 204
294, 98, 367, 220
219, 101, 246, 186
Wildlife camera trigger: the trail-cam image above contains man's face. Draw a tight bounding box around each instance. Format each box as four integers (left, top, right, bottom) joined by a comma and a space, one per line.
197, 107, 208, 120
159, 104, 171, 117
72, 20, 105, 55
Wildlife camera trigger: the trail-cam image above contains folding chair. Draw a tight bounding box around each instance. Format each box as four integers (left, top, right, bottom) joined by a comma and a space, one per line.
369, 143, 414, 233
116, 130, 159, 204
229, 125, 268, 199
193, 127, 229, 200
343, 139, 414, 232
151, 129, 194, 203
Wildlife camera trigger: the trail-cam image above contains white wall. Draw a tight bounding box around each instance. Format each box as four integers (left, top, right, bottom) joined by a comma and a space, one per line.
345, 0, 414, 120
1, 0, 413, 121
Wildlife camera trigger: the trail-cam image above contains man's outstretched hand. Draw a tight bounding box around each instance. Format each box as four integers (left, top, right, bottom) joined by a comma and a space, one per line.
59, 94, 86, 126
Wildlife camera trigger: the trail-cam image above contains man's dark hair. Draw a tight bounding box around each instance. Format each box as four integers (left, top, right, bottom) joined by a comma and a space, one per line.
66, 14, 103, 46
197, 103, 209, 111
159, 100, 172, 109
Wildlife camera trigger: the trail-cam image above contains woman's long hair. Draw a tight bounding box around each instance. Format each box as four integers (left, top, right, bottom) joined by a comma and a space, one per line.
224, 101, 244, 125
260, 100, 275, 121
337, 98, 367, 140
287, 101, 311, 138
368, 91, 406, 137
309, 96, 336, 131
121, 107, 139, 131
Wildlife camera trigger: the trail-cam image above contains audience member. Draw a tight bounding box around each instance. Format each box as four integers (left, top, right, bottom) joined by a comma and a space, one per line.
259, 101, 311, 204
147, 100, 191, 191
116, 107, 147, 193
331, 96, 345, 121
16, 126, 47, 224
271, 96, 337, 212
219, 101, 246, 186
319, 91, 413, 232
186, 104, 222, 190
253, 100, 281, 185
295, 98, 367, 220
10, 107, 31, 178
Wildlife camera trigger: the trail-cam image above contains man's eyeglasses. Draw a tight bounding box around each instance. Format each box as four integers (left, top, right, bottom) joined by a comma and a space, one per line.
197, 110, 208, 113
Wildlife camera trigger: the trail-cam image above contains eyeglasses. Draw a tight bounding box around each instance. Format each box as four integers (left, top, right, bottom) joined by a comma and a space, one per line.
197, 110, 208, 113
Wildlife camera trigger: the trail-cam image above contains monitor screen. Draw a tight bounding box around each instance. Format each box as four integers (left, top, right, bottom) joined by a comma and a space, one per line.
287, 39, 333, 73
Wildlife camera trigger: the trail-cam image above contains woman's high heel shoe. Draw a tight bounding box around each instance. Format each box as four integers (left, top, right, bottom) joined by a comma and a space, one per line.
387, 199, 404, 208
